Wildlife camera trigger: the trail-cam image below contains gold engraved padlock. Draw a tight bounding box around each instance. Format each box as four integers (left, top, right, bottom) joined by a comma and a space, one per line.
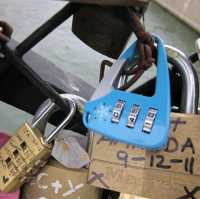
0, 95, 76, 192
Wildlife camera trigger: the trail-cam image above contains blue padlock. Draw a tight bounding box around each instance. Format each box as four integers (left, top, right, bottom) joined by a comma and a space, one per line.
83, 36, 171, 150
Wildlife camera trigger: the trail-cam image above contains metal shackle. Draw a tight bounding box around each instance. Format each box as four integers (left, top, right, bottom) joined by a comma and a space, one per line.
166, 45, 199, 114
31, 94, 78, 144
118, 43, 199, 114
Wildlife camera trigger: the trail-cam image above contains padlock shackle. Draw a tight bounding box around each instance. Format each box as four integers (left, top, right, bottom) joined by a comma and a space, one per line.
44, 97, 76, 143
32, 95, 78, 144
61, 94, 86, 113
166, 45, 199, 114
32, 100, 56, 130
33, 94, 86, 128
44, 94, 87, 143
32, 94, 86, 143
119, 44, 199, 114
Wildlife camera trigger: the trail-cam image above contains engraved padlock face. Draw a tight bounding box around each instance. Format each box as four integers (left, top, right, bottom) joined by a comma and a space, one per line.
0, 95, 77, 193
0, 123, 51, 193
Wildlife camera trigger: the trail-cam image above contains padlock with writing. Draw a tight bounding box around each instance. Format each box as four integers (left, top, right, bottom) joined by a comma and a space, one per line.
0, 95, 76, 192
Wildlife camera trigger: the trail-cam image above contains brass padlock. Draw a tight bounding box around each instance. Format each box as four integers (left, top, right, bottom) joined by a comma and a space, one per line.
0, 95, 76, 193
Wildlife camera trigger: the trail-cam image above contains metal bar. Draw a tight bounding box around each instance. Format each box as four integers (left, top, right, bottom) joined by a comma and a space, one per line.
44, 96, 77, 143
2, 45, 70, 113
16, 3, 76, 56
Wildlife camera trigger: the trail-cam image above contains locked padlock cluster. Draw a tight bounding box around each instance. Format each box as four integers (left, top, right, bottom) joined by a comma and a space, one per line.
0, 95, 77, 193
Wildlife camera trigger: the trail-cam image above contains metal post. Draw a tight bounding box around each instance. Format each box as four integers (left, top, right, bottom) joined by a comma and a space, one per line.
2, 45, 70, 113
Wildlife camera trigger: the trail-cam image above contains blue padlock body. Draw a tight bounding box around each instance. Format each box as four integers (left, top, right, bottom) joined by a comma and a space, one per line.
83, 36, 171, 150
